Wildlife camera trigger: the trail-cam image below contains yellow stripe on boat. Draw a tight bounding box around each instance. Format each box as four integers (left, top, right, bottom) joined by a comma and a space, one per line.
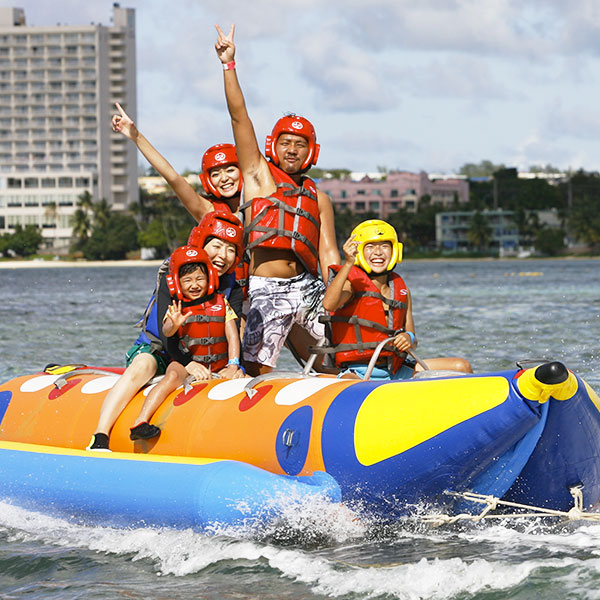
0, 440, 223, 465
354, 377, 510, 466
583, 381, 600, 413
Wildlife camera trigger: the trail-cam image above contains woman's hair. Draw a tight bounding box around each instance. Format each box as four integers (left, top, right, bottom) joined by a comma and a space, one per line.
179, 261, 208, 278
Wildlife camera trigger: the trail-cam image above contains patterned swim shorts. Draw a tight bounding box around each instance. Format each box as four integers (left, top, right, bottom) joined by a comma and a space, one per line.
243, 271, 326, 368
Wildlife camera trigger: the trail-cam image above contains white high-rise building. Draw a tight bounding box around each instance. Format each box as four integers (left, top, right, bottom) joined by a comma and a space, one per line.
0, 4, 137, 250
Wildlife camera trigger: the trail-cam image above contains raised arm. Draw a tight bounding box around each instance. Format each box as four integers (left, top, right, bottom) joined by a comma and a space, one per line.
322, 235, 357, 312
112, 103, 213, 222
215, 24, 272, 196
317, 190, 341, 283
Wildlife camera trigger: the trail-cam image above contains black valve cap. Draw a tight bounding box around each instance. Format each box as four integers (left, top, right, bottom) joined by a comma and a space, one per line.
535, 361, 569, 385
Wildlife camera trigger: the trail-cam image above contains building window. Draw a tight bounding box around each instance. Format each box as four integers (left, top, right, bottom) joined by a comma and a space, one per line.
41, 178, 56, 188
24, 178, 39, 188
58, 177, 73, 188
390, 189, 398, 198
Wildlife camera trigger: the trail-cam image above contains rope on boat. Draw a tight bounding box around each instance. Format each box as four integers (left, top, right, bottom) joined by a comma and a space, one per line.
421, 487, 600, 526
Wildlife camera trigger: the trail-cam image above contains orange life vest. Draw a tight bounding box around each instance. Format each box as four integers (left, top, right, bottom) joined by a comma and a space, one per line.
178, 293, 229, 371
244, 163, 321, 277
326, 265, 409, 372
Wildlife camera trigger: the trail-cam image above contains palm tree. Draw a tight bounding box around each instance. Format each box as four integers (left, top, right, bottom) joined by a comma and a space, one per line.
92, 198, 111, 229
70, 207, 91, 249
77, 190, 94, 212
467, 211, 492, 252
44, 201, 58, 229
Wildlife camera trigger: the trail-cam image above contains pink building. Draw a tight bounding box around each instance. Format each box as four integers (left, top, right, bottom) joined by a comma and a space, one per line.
317, 171, 469, 219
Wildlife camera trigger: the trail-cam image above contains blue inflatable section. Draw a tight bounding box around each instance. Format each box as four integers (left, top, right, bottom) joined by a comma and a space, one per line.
0, 443, 341, 530
321, 372, 544, 514
504, 375, 600, 509
275, 406, 313, 476
455, 401, 549, 512
0, 391, 10, 426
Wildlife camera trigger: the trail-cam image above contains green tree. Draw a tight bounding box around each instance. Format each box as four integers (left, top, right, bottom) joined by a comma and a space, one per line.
459, 160, 506, 178
467, 211, 492, 252
92, 198, 111, 229
535, 228, 566, 256
44, 201, 58, 228
137, 218, 171, 257
564, 170, 600, 249
5, 224, 43, 257
331, 207, 378, 247
70, 191, 94, 251
82, 213, 140, 260
307, 168, 352, 180
134, 191, 196, 254
569, 193, 600, 248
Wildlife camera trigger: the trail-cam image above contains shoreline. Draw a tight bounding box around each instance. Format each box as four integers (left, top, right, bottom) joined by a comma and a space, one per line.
0, 255, 598, 269
0, 259, 165, 269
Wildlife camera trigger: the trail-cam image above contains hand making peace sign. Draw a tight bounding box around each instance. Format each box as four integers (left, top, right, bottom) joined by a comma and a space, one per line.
215, 24, 235, 65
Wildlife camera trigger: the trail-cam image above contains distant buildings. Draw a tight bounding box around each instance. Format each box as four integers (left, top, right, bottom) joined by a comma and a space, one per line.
0, 4, 137, 250
317, 171, 469, 219
436, 208, 562, 254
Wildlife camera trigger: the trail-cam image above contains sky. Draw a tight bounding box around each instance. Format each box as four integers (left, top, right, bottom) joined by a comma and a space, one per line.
9, 0, 600, 175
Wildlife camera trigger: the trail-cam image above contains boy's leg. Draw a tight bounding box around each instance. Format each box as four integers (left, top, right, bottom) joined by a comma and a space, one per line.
133, 361, 187, 426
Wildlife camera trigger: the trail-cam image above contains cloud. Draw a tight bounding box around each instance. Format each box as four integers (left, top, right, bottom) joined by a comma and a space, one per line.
543, 103, 600, 140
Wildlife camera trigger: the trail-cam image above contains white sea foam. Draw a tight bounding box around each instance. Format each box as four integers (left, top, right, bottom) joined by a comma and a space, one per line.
3, 500, 600, 598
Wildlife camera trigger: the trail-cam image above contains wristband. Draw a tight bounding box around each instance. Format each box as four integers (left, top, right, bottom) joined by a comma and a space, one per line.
223, 61, 236, 71
227, 357, 240, 366
406, 331, 415, 345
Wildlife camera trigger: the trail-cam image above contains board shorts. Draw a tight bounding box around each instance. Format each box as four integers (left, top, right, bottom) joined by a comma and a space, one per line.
243, 271, 326, 368
125, 342, 169, 375
339, 357, 417, 380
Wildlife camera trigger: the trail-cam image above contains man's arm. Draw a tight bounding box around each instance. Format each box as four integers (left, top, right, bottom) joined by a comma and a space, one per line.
112, 103, 213, 222
215, 24, 274, 198
316, 190, 341, 283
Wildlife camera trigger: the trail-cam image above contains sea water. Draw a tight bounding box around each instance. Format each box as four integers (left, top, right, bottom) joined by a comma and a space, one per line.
0, 258, 599, 599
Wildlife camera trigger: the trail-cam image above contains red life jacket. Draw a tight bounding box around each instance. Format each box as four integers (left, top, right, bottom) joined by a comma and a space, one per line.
326, 265, 409, 372
211, 198, 234, 213
178, 293, 229, 371
244, 162, 321, 277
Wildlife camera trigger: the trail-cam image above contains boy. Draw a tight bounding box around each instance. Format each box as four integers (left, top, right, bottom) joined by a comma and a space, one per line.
322, 220, 472, 380
129, 245, 242, 440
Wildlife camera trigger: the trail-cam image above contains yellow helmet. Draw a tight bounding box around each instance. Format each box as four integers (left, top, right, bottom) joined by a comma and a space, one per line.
351, 219, 403, 273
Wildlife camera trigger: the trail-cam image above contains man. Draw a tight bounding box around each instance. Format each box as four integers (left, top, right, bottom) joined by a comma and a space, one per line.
215, 24, 340, 376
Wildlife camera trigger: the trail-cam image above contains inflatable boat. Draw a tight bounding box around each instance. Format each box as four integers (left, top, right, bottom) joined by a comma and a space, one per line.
0, 360, 599, 529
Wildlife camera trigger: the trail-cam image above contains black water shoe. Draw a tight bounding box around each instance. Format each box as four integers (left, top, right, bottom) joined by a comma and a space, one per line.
130, 422, 161, 441
86, 433, 111, 452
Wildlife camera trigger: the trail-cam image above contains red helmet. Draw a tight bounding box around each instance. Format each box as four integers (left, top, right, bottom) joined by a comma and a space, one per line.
199, 143, 242, 199
166, 245, 218, 301
265, 115, 320, 171
187, 211, 244, 274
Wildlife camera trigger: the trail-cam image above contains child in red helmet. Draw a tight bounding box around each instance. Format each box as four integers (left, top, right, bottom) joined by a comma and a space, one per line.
86, 212, 244, 452
128, 245, 243, 441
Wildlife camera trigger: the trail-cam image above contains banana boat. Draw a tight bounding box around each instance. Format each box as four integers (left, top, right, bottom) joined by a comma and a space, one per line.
0, 361, 599, 529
